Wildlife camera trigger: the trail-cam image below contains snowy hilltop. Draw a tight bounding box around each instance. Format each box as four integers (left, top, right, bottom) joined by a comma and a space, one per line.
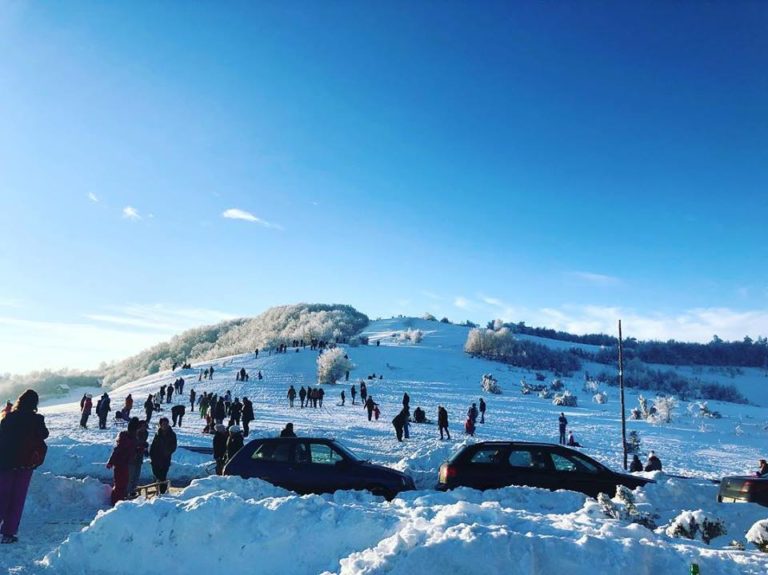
3, 316, 768, 574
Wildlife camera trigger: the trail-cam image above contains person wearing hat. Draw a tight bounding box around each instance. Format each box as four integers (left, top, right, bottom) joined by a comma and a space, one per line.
149, 417, 177, 494
644, 451, 662, 472
212, 424, 228, 475
226, 425, 244, 464
80, 394, 93, 429
280, 423, 297, 438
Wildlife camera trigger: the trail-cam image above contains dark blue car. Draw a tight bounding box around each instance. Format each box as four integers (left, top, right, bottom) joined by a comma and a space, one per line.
223, 437, 415, 499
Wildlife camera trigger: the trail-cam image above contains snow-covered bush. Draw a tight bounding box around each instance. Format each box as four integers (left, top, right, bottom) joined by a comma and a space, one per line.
422, 313, 437, 321
492, 318, 504, 331
625, 431, 641, 454
746, 519, 768, 552
583, 380, 600, 393
665, 510, 726, 544
538, 389, 552, 399
399, 328, 424, 344
550, 378, 564, 391
597, 487, 657, 530
593, 391, 608, 404
316, 348, 353, 385
553, 390, 577, 407
481, 374, 502, 394
697, 402, 722, 419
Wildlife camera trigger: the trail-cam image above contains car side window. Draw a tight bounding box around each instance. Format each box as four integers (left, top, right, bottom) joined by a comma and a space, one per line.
551, 452, 598, 473
508, 449, 533, 468
469, 448, 505, 465
251, 442, 293, 463
309, 443, 345, 465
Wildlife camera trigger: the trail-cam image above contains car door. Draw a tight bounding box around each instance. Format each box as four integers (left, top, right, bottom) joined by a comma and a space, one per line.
549, 450, 606, 498
505, 447, 559, 491
247, 440, 296, 490
295, 441, 351, 494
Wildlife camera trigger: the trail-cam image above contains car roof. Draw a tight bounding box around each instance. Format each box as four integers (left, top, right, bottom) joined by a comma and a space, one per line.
468, 441, 569, 449
246, 437, 338, 443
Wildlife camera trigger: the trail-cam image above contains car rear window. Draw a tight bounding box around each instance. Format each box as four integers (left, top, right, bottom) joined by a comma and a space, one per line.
469, 447, 506, 465
251, 442, 293, 463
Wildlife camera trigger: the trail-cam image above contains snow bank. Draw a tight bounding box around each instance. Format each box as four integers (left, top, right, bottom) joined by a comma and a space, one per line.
41, 477, 400, 575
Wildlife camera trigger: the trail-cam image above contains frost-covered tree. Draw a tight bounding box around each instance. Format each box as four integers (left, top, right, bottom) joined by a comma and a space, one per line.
747, 519, 768, 552
317, 348, 353, 385
652, 396, 677, 424
422, 313, 437, 321
399, 328, 424, 343
492, 318, 504, 331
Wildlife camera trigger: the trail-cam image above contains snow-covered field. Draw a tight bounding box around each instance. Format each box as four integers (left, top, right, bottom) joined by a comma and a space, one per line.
4, 318, 768, 574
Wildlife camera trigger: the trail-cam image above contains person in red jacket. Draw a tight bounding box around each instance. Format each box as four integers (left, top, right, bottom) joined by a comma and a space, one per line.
79, 394, 93, 428
106, 419, 138, 505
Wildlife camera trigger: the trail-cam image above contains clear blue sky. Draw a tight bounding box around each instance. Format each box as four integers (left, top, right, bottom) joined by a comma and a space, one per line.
1, 2, 766, 374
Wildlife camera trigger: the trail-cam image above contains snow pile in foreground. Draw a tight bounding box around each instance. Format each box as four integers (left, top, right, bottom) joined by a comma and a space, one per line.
38, 476, 768, 575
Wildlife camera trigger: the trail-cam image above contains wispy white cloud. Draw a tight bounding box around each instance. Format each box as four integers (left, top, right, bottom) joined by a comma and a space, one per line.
122, 206, 141, 220
222, 208, 283, 230
87, 192, 99, 203
86, 303, 236, 332
567, 271, 621, 287
454, 296, 471, 309
421, 291, 445, 301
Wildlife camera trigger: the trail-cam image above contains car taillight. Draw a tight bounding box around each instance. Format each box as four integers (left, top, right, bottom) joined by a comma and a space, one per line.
439, 464, 458, 483
742, 481, 768, 493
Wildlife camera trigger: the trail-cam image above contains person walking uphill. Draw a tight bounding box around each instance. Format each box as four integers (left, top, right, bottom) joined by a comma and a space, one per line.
106, 418, 138, 506
558, 413, 568, 445
149, 418, 177, 494
0, 389, 49, 543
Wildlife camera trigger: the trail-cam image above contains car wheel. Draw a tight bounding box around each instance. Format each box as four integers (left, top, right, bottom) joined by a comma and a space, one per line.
368, 485, 394, 500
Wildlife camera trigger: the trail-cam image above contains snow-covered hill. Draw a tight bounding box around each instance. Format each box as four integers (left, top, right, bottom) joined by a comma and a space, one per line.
5, 318, 768, 574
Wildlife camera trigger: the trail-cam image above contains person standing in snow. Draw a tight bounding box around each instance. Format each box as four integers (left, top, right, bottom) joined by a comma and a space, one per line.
360, 382, 368, 404
280, 423, 297, 438
629, 454, 643, 473
340, 390, 346, 406
107, 417, 138, 505
558, 413, 568, 445
213, 424, 228, 475
144, 394, 154, 423
241, 398, 254, 437
287, 385, 297, 408
644, 451, 662, 472
149, 417, 177, 494
479, 398, 486, 424
96, 393, 111, 429
213, 397, 226, 425
438, 406, 450, 440
226, 425, 244, 463
189, 389, 196, 411
467, 403, 478, 426
318, 387, 325, 408
365, 396, 376, 422
166, 384, 174, 404
79, 394, 93, 429
402, 392, 410, 409
350, 385, 357, 405
299, 386, 307, 408
0, 389, 49, 543
127, 419, 148, 498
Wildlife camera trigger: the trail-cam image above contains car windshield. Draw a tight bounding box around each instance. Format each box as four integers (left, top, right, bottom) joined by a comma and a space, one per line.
330, 441, 360, 462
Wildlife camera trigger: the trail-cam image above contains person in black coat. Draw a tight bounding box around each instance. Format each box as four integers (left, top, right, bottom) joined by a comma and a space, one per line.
479, 398, 486, 424
402, 392, 410, 409
392, 408, 408, 442
241, 398, 254, 437
0, 389, 49, 543
280, 423, 296, 438
149, 418, 177, 494
226, 426, 244, 462
212, 424, 228, 475
96, 393, 111, 429
364, 396, 376, 422
171, 404, 186, 427
144, 395, 154, 423
629, 454, 643, 473
558, 413, 568, 445
299, 387, 307, 408
437, 406, 450, 440
213, 398, 226, 425
644, 451, 662, 472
